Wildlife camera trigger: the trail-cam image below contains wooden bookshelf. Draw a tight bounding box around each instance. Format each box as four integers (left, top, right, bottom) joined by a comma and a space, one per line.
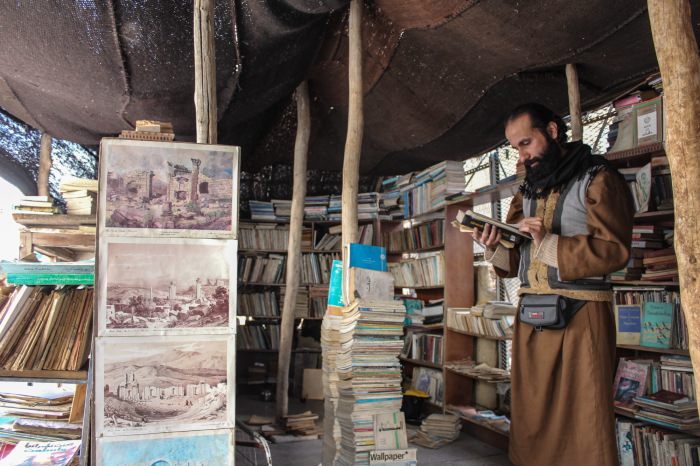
634, 209, 674, 221
0, 369, 88, 384
444, 366, 509, 384
605, 141, 665, 166
616, 344, 689, 356
445, 408, 509, 449
614, 407, 700, 436
445, 327, 511, 341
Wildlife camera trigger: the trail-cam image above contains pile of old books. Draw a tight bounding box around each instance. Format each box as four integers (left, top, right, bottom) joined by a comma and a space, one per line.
444, 358, 510, 382
119, 119, 174, 141
60, 177, 98, 216
410, 414, 462, 448
0, 286, 93, 371
633, 390, 700, 431
335, 299, 406, 465
12, 196, 60, 216
0, 382, 82, 464
283, 411, 321, 439
321, 306, 343, 463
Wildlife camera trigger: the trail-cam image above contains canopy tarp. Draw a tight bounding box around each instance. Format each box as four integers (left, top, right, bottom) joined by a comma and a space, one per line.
0, 0, 698, 175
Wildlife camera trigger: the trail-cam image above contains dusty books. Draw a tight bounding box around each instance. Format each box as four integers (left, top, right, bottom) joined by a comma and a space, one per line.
0, 286, 93, 371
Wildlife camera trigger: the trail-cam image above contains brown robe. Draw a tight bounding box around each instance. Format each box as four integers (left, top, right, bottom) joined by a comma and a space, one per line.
492, 169, 634, 466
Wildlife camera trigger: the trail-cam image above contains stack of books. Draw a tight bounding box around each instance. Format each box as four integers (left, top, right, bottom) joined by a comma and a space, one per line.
444, 359, 510, 382
120, 119, 175, 141
423, 160, 466, 210
60, 177, 98, 216
238, 254, 286, 284
0, 286, 93, 371
283, 411, 321, 439
446, 405, 510, 434
406, 299, 443, 327
446, 306, 515, 338
335, 299, 406, 465
357, 192, 380, 220
327, 195, 342, 221
271, 199, 292, 221
633, 390, 700, 431
304, 196, 329, 220
248, 201, 277, 221
379, 190, 403, 220
321, 308, 343, 463
410, 414, 462, 448
12, 196, 60, 216
640, 247, 678, 282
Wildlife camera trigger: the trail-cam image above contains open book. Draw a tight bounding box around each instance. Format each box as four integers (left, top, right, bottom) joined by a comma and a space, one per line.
455, 209, 531, 247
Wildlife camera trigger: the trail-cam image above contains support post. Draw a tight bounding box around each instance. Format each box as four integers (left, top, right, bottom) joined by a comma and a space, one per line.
194, 0, 217, 144
647, 0, 700, 401
276, 82, 310, 420
38, 133, 52, 197
565, 63, 582, 142
341, 0, 364, 255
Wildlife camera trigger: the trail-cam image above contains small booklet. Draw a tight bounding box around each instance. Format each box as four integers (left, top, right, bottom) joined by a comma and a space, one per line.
455, 209, 531, 246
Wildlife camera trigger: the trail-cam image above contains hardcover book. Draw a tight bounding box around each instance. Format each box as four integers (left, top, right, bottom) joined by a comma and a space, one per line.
640, 301, 673, 349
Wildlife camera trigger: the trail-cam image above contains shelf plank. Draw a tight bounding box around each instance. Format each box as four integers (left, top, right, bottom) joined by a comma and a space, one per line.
605, 142, 665, 165
399, 356, 442, 370
634, 209, 673, 221
13, 214, 96, 228
0, 369, 88, 383
238, 282, 330, 287
617, 344, 689, 356
237, 348, 321, 353
614, 407, 700, 436
394, 285, 444, 290
445, 327, 512, 341
238, 315, 324, 320
445, 407, 510, 439
611, 281, 679, 286
387, 244, 445, 255
238, 249, 341, 254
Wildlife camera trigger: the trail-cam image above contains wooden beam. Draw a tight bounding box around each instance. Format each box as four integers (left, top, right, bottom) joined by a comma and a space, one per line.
647, 0, 700, 401
194, 0, 217, 144
341, 0, 364, 255
38, 133, 52, 197
276, 81, 310, 420
565, 64, 582, 142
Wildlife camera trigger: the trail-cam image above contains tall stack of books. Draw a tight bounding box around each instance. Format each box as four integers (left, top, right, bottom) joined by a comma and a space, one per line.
321, 307, 343, 464
271, 199, 292, 221
335, 299, 406, 465
327, 195, 342, 221
59, 177, 98, 216
248, 201, 277, 221
357, 192, 380, 220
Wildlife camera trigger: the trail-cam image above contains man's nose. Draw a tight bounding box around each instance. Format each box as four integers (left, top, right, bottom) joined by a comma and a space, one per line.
518, 150, 530, 165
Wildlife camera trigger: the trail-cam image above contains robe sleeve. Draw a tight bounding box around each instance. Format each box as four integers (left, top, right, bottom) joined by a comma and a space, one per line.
488, 192, 524, 279
556, 169, 634, 280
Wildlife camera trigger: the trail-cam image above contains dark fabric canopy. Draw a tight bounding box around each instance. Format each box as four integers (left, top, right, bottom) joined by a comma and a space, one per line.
0, 0, 698, 175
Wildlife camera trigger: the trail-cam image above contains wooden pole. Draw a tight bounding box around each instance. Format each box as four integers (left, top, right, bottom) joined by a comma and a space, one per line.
647, 0, 700, 401
194, 0, 217, 144
341, 0, 364, 255
37, 133, 52, 197
565, 63, 583, 142
276, 81, 310, 420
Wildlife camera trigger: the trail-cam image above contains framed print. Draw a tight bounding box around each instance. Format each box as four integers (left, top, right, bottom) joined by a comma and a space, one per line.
95, 335, 234, 437
97, 237, 236, 336
99, 138, 240, 239
97, 429, 233, 465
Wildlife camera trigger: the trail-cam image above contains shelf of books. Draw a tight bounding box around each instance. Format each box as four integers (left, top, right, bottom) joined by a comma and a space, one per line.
604, 90, 700, 463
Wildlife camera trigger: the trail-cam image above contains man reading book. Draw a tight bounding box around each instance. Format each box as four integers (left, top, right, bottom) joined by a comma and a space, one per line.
473, 103, 634, 466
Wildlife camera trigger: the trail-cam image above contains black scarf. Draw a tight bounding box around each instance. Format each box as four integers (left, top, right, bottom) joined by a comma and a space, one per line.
519, 141, 611, 199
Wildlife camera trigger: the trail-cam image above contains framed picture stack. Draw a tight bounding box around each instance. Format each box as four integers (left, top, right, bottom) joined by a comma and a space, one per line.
93, 139, 240, 465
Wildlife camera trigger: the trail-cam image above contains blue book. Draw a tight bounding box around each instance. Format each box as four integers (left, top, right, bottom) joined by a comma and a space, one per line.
327, 260, 344, 308
347, 243, 387, 271
640, 301, 673, 349
615, 304, 641, 345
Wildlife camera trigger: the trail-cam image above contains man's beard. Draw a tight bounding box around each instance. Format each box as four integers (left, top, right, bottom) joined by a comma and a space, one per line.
524, 135, 563, 186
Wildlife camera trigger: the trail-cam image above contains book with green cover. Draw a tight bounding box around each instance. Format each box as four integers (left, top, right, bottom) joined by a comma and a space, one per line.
640, 301, 673, 349
5, 274, 94, 285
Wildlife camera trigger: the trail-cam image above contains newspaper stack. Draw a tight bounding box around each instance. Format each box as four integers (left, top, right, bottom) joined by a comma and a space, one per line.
411, 414, 462, 448
321, 311, 343, 464
284, 411, 321, 437
12, 195, 60, 216
335, 299, 406, 465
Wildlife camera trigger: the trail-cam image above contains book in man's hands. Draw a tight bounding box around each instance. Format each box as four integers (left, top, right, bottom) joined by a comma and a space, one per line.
455, 209, 531, 247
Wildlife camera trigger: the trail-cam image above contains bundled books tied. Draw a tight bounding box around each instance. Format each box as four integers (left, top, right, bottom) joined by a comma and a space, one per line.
335, 299, 406, 465
410, 414, 461, 449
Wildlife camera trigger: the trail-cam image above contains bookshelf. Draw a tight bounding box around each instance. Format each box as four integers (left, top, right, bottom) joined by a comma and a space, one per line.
606, 140, 700, 458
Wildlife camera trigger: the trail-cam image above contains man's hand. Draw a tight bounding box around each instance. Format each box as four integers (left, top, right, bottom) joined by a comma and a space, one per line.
518, 217, 545, 248
472, 223, 502, 249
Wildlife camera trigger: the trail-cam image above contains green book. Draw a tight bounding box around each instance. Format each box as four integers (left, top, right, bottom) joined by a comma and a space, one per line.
640, 301, 673, 349
6, 273, 94, 285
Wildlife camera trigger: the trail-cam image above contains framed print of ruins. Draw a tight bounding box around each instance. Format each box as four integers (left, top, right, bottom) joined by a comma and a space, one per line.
98, 139, 240, 239
97, 237, 237, 336
94, 335, 234, 437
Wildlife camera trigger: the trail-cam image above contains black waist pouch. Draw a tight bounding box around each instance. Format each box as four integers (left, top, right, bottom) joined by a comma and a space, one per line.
518, 294, 586, 330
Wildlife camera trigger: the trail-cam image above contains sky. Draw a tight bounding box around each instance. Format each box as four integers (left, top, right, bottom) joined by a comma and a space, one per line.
0, 178, 22, 261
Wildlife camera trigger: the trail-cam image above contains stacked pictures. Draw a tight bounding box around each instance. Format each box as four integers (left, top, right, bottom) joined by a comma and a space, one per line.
95, 139, 240, 465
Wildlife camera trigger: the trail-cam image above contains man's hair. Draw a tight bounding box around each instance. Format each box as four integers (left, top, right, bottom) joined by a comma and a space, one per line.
505, 103, 568, 146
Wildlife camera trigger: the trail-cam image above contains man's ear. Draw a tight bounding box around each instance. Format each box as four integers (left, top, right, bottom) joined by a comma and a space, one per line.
546, 121, 558, 140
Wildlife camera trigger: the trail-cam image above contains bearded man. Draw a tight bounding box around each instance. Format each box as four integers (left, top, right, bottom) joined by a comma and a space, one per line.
473, 103, 634, 466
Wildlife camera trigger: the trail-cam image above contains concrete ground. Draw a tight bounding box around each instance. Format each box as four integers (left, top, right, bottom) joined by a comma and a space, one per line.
236, 393, 512, 466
